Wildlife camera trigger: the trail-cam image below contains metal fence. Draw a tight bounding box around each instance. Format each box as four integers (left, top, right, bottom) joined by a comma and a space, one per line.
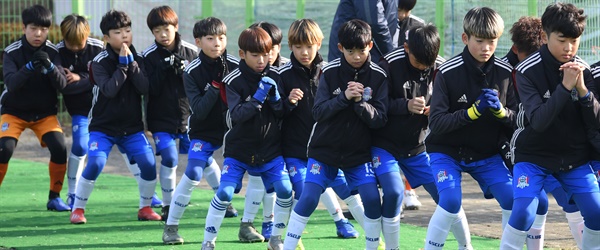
1, 0, 600, 125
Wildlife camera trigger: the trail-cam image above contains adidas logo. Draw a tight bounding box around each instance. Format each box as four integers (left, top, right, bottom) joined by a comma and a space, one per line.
457, 94, 468, 103
333, 88, 341, 95
205, 226, 217, 234
543, 90, 551, 99
403, 81, 411, 89
274, 222, 286, 229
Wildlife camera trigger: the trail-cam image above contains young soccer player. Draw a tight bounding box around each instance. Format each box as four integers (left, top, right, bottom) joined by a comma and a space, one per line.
142, 5, 198, 220
69, 9, 161, 224
201, 26, 292, 250
424, 7, 516, 249
284, 19, 388, 250
392, 0, 425, 48
161, 16, 240, 245
378, 24, 472, 250
0, 5, 69, 211
500, 3, 600, 249
56, 14, 104, 208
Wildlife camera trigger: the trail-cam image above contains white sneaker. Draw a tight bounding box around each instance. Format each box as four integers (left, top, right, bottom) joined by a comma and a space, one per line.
403, 189, 422, 210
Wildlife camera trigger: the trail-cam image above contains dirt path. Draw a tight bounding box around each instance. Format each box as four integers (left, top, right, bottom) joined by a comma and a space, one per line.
10, 130, 578, 249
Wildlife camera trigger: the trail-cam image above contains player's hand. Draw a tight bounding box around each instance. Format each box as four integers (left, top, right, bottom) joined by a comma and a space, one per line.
465, 89, 496, 120
64, 68, 81, 84
423, 106, 430, 116
560, 61, 584, 90
345, 81, 363, 102
119, 43, 134, 65
288, 88, 304, 104
253, 79, 273, 104
408, 96, 426, 114
31, 50, 54, 73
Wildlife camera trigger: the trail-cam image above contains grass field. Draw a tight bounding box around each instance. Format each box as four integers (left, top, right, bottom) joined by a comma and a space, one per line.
0, 159, 502, 249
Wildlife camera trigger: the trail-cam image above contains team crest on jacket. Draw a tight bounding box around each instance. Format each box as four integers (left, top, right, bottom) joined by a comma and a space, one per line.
89, 141, 98, 151
333, 88, 341, 96
191, 142, 203, 152
372, 156, 381, 168
73, 124, 79, 132
363, 87, 372, 101
154, 136, 160, 145
310, 162, 322, 175
288, 165, 298, 177
517, 175, 529, 189
437, 170, 449, 182
222, 164, 230, 175
1, 122, 8, 132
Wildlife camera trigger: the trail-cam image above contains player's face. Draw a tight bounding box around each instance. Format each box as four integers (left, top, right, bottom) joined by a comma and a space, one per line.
104, 27, 132, 52
239, 50, 269, 73
397, 9, 410, 22
404, 43, 431, 70
268, 44, 281, 66
152, 24, 178, 50
23, 24, 49, 48
290, 43, 320, 68
338, 42, 373, 69
462, 33, 498, 66
65, 39, 87, 52
196, 34, 227, 60
546, 31, 580, 63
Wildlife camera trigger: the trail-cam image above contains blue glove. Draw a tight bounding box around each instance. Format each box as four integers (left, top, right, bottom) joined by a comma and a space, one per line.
465, 89, 496, 120
119, 53, 134, 65
487, 90, 506, 118
253, 79, 273, 103
261, 77, 280, 102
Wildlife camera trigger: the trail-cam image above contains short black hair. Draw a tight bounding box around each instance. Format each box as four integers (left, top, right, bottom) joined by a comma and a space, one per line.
146, 5, 178, 31
249, 21, 282, 45
541, 2, 586, 38
406, 24, 440, 66
22, 5, 52, 27
193, 17, 227, 38
338, 19, 371, 50
398, 0, 417, 11
100, 10, 131, 35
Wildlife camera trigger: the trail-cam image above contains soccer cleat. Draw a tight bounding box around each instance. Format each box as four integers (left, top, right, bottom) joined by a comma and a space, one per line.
161, 205, 170, 222
70, 208, 87, 224
138, 206, 162, 221
162, 224, 184, 245
151, 192, 162, 208
225, 204, 238, 217
403, 189, 422, 210
66, 193, 75, 208
238, 221, 265, 243
201, 241, 215, 250
267, 235, 283, 250
47, 197, 71, 212
335, 219, 359, 238
296, 238, 305, 250
262, 221, 273, 240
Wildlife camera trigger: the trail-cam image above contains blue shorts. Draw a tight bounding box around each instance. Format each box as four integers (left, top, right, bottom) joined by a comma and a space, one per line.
153, 132, 190, 154
429, 153, 512, 199
285, 157, 347, 188
542, 175, 562, 193
372, 147, 434, 188
221, 156, 290, 193
87, 131, 154, 159
187, 139, 219, 163
305, 158, 376, 191
513, 162, 599, 200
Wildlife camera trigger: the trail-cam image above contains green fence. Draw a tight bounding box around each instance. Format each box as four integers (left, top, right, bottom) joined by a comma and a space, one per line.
1, 0, 600, 125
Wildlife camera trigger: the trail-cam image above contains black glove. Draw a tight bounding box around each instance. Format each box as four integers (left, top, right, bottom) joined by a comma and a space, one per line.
162, 54, 186, 76
32, 50, 54, 73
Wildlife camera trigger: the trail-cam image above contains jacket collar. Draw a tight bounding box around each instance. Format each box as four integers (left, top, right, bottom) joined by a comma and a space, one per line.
289, 52, 324, 78
21, 35, 45, 54
239, 59, 270, 83
461, 45, 495, 88
340, 53, 371, 80
153, 32, 182, 54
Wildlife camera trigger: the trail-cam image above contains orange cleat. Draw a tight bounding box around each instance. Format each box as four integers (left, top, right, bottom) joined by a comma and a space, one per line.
138, 206, 162, 221
70, 208, 87, 224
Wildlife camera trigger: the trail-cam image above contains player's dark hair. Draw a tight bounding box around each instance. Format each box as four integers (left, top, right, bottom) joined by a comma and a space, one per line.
193, 17, 227, 39
100, 10, 131, 35
338, 19, 372, 50
510, 17, 543, 55
398, 0, 417, 11
146, 5, 178, 31
406, 24, 440, 66
541, 2, 586, 38
22, 5, 52, 27
238, 27, 272, 54
250, 21, 282, 45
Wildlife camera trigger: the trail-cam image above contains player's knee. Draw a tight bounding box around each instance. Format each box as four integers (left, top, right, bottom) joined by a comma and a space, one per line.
274, 180, 292, 199
331, 184, 351, 200
82, 156, 106, 180
216, 185, 235, 202
135, 153, 157, 180
159, 147, 178, 168
70, 141, 88, 156
0, 138, 17, 163
43, 132, 67, 164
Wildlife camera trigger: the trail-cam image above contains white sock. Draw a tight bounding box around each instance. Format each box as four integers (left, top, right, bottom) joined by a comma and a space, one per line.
204, 196, 230, 243
344, 194, 365, 229
565, 211, 584, 249
382, 215, 400, 249
138, 178, 157, 208
526, 213, 546, 250
450, 207, 472, 250
122, 153, 141, 185
73, 177, 95, 209
424, 206, 458, 250
502, 209, 512, 230
263, 191, 276, 222
283, 211, 309, 250
167, 174, 199, 225
203, 160, 221, 191
67, 152, 86, 194
499, 224, 527, 250
320, 188, 344, 222
582, 226, 600, 250
272, 196, 293, 237
364, 216, 382, 250
242, 175, 265, 222
159, 165, 176, 206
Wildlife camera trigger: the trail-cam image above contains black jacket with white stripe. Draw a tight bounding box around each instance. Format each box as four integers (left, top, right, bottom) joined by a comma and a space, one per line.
183, 50, 238, 145
223, 60, 284, 165
308, 55, 388, 169
513, 45, 599, 171
143, 35, 198, 134
57, 37, 104, 116
89, 44, 148, 136
427, 46, 517, 163
376, 48, 443, 158
1, 36, 67, 121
